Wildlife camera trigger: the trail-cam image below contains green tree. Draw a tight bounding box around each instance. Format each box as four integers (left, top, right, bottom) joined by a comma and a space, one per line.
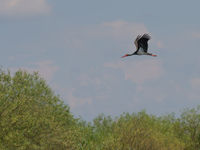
101, 112, 185, 150
0, 70, 81, 150
174, 106, 200, 150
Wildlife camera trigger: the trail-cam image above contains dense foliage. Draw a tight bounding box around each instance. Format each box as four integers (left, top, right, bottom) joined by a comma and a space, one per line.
0, 69, 200, 150
0, 70, 81, 150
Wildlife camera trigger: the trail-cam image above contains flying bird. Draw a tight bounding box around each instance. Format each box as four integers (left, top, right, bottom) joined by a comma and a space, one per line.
121, 34, 157, 58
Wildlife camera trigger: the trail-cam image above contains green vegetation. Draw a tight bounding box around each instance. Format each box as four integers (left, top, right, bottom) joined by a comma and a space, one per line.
0, 69, 200, 150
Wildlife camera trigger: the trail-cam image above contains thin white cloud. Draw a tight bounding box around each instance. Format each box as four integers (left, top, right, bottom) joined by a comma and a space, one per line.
0, 0, 51, 16
33, 60, 59, 81
65, 88, 92, 109
80, 20, 149, 41
190, 78, 200, 88
191, 32, 200, 39
78, 73, 102, 86
187, 78, 200, 100
11, 60, 59, 81
180, 30, 200, 41
65, 20, 149, 46
133, 85, 166, 103
105, 59, 164, 84
101, 20, 148, 38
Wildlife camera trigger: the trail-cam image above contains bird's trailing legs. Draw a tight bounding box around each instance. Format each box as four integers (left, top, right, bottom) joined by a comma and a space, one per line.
147, 53, 157, 57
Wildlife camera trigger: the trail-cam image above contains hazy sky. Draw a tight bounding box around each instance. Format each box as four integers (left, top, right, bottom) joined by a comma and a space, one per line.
1, 0, 200, 121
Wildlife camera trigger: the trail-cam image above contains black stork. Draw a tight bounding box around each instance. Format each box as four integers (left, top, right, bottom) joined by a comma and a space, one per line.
121, 34, 157, 58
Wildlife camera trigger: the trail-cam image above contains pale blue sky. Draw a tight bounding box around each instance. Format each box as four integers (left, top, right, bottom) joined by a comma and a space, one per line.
1, 0, 200, 121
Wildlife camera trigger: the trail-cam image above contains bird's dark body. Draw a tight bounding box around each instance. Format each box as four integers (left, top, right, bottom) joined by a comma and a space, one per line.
137, 36, 149, 52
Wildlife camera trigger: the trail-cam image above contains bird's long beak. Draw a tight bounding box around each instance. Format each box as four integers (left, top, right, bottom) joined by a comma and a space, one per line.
121, 54, 129, 58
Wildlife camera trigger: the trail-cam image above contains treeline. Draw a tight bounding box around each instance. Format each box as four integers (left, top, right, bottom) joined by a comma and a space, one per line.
0, 69, 200, 150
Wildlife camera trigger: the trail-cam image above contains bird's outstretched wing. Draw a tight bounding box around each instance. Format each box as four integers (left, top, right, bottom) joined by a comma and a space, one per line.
134, 35, 142, 50
137, 34, 151, 52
